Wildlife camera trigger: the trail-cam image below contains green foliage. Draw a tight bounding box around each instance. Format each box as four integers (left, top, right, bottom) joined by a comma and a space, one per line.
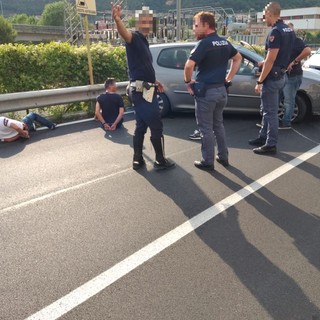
0, 16, 17, 44
304, 31, 320, 44
128, 17, 136, 28
89, 42, 128, 84
38, 1, 65, 27
42, 102, 88, 122
251, 44, 265, 56
9, 14, 39, 25
0, 43, 40, 92
0, 42, 128, 93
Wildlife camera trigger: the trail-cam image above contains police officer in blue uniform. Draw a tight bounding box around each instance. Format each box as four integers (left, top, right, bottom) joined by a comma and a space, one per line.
184, 11, 242, 170
112, 3, 175, 171
249, 2, 295, 154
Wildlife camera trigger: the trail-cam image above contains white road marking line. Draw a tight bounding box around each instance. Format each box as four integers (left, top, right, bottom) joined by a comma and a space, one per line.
0, 145, 199, 215
36, 110, 135, 130
0, 168, 132, 215
24, 145, 320, 320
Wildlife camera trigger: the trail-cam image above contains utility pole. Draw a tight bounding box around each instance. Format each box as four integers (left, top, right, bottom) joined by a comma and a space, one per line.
75, 0, 97, 86
176, 0, 181, 41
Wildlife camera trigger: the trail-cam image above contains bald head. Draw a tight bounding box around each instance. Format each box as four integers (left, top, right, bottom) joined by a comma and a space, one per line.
264, 2, 281, 17
263, 2, 281, 26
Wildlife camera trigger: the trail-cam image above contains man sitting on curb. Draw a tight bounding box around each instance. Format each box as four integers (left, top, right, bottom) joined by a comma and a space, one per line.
0, 112, 56, 143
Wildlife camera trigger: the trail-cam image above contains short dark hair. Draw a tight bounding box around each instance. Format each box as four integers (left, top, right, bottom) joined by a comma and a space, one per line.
194, 11, 216, 29
104, 78, 115, 89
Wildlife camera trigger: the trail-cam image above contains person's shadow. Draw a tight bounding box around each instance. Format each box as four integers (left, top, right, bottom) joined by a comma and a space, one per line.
219, 164, 320, 271
0, 138, 27, 158
102, 113, 135, 145
136, 163, 320, 319
103, 125, 133, 146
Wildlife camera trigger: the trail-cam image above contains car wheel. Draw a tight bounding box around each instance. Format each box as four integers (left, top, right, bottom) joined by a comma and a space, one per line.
292, 95, 308, 123
157, 93, 171, 118
278, 94, 308, 123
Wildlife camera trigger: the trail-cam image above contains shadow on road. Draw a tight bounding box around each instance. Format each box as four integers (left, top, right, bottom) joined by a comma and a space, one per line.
136, 159, 320, 319
0, 139, 27, 158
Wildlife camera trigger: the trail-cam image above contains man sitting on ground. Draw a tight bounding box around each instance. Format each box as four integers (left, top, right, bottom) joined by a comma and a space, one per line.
95, 78, 125, 131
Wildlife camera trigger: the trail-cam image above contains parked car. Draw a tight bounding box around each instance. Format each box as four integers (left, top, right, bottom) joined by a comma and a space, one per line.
303, 48, 320, 71
149, 42, 320, 122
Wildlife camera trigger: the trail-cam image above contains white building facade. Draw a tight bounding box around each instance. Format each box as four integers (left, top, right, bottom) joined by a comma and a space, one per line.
257, 7, 320, 31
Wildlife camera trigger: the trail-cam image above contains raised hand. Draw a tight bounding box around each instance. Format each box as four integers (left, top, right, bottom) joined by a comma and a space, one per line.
111, 2, 122, 21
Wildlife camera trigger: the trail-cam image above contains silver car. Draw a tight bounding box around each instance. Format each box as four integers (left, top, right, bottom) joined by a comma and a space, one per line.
303, 48, 320, 71
150, 42, 320, 122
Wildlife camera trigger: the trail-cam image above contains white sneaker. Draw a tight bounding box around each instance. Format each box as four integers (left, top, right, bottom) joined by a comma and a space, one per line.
189, 129, 201, 140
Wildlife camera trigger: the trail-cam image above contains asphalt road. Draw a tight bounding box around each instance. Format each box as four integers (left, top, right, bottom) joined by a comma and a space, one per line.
1, 112, 320, 320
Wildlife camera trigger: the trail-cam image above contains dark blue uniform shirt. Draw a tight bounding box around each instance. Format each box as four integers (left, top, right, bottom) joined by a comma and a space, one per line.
189, 32, 238, 84
265, 19, 295, 69
125, 31, 156, 83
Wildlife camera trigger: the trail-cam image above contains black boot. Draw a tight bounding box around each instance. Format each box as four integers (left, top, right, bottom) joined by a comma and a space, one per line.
150, 136, 175, 170
133, 134, 145, 170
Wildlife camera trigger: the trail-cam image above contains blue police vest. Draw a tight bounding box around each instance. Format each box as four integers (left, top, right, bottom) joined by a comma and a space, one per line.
189, 32, 238, 84
266, 20, 295, 69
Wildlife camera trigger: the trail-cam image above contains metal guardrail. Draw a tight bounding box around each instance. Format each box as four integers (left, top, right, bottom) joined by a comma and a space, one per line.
13, 24, 65, 34
0, 81, 129, 114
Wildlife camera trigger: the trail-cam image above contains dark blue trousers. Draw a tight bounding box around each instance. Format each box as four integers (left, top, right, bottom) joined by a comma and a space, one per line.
130, 89, 163, 139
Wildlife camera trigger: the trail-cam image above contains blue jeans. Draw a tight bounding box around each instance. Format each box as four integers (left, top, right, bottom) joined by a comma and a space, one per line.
282, 74, 302, 125
22, 112, 54, 131
195, 86, 228, 164
259, 77, 285, 146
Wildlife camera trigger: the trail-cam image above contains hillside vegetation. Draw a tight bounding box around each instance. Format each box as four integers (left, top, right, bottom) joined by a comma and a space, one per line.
3, 0, 320, 16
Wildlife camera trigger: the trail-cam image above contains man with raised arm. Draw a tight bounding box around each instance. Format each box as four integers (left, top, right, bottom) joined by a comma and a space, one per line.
111, 3, 175, 171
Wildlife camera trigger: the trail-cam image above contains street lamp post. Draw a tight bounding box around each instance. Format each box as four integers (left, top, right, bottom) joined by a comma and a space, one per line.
176, 0, 181, 41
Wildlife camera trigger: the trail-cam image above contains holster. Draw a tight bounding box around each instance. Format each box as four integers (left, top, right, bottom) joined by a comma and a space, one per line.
268, 66, 286, 80
191, 82, 207, 98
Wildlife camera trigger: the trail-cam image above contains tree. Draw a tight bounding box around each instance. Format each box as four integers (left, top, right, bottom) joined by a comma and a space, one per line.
9, 14, 39, 25
0, 16, 17, 44
39, 1, 65, 27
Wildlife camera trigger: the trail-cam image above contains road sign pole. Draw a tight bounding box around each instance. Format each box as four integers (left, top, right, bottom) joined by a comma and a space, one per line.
83, 14, 94, 85
176, 0, 181, 41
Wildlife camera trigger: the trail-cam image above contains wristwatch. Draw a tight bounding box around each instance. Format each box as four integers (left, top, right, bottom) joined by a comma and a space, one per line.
256, 80, 263, 85
184, 79, 191, 84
